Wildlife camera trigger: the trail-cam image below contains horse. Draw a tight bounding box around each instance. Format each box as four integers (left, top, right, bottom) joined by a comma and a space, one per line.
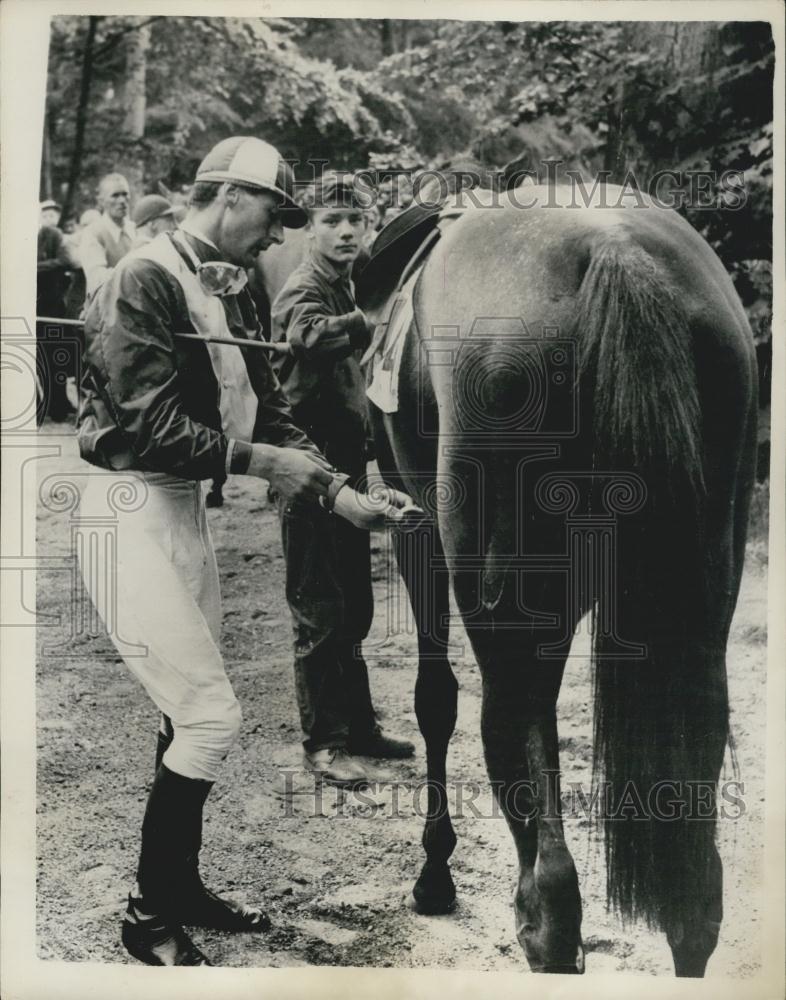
355, 182, 757, 976
261, 182, 758, 976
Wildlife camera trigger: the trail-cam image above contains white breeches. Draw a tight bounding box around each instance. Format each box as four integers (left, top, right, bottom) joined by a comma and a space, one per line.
77, 471, 241, 781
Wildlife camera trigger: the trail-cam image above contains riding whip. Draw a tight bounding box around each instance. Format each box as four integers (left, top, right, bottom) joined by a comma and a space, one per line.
35, 316, 292, 355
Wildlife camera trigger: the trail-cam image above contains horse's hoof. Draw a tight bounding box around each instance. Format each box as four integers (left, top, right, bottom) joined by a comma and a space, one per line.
409, 861, 457, 915
531, 944, 585, 975
406, 891, 457, 915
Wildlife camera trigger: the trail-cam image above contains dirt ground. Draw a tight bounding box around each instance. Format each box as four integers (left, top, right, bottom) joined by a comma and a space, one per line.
35, 428, 769, 977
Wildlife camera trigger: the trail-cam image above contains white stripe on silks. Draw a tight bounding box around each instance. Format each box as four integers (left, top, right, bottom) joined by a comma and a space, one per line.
230, 139, 280, 187
131, 234, 258, 442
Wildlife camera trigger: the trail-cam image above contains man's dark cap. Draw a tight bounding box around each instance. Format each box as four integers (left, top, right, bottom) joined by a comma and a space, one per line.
132, 194, 175, 227
299, 172, 375, 212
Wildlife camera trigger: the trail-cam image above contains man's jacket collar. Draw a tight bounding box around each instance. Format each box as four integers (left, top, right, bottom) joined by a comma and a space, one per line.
307, 246, 352, 286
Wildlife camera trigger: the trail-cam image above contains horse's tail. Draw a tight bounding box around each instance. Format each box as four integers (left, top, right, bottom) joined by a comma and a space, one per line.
574, 230, 725, 933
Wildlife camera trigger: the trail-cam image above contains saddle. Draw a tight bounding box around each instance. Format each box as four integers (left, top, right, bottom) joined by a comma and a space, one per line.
355, 195, 469, 311
355, 203, 442, 312
359, 197, 470, 413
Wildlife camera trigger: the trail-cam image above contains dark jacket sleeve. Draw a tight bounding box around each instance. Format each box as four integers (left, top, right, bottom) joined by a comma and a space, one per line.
247, 357, 324, 455
232, 287, 324, 458
272, 277, 371, 362
37, 227, 71, 273
85, 258, 232, 480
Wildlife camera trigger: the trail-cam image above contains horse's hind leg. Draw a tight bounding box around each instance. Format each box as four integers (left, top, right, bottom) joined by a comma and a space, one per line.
465, 608, 584, 973
666, 839, 723, 977
666, 435, 756, 975
655, 636, 727, 977
664, 379, 757, 977
392, 514, 459, 914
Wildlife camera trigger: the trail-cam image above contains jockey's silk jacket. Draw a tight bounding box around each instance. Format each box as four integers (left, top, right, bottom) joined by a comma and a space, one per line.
77, 229, 319, 481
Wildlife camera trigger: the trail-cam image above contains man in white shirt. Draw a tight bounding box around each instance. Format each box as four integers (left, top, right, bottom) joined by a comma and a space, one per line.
79, 172, 137, 300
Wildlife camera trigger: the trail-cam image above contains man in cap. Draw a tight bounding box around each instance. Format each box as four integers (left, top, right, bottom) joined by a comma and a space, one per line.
271, 172, 415, 789
77, 137, 406, 967
132, 193, 177, 247
79, 172, 136, 301
40, 198, 62, 228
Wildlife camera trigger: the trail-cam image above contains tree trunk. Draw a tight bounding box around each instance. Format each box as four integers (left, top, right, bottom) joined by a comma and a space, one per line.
669, 22, 722, 153
40, 113, 53, 202
120, 18, 151, 194
380, 20, 395, 57
629, 21, 721, 164
60, 16, 99, 227
603, 93, 627, 184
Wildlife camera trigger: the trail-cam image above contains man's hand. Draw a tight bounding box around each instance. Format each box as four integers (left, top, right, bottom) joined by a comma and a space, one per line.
378, 487, 413, 510
332, 485, 424, 531
248, 444, 332, 502
333, 486, 396, 530
332, 479, 425, 530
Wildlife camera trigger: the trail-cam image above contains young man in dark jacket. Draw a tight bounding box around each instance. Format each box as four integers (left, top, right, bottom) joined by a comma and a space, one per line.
271, 174, 415, 788
77, 140, 403, 967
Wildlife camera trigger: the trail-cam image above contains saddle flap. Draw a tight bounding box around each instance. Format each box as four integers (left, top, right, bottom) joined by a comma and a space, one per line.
365, 265, 423, 414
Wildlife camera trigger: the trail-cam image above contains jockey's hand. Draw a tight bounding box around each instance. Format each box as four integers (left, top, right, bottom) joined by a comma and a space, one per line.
333, 486, 400, 531
248, 444, 332, 502
384, 488, 413, 509
362, 482, 414, 510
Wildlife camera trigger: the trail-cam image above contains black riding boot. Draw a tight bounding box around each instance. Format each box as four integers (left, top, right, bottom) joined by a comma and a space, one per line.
170, 775, 271, 934
122, 764, 269, 966
123, 765, 212, 965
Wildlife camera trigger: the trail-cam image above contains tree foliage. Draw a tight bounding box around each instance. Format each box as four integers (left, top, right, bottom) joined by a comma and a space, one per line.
43, 15, 773, 350
43, 15, 416, 207
370, 19, 774, 344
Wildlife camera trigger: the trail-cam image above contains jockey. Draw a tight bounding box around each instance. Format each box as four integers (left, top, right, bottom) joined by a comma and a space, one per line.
76, 138, 404, 966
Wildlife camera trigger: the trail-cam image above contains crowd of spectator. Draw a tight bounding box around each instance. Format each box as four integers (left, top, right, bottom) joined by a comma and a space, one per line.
36, 176, 183, 422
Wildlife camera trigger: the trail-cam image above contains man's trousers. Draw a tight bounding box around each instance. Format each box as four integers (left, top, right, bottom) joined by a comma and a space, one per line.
77, 471, 241, 781
278, 498, 377, 753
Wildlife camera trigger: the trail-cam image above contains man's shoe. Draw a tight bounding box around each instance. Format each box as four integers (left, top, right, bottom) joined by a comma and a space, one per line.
303, 747, 369, 787
122, 896, 211, 966
175, 884, 271, 933
206, 487, 224, 508
349, 730, 416, 759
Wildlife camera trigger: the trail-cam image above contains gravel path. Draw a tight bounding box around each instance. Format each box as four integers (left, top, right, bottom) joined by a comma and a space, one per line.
35, 432, 768, 977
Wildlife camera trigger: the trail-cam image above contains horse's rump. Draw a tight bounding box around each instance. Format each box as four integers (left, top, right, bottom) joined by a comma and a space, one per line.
386, 188, 757, 932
